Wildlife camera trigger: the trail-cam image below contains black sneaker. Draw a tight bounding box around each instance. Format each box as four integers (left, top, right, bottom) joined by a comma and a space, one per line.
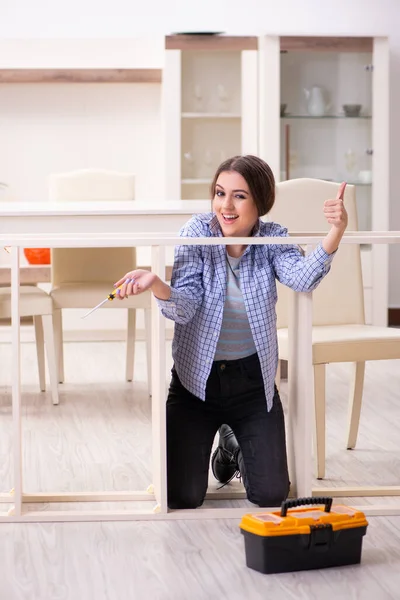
211, 424, 241, 485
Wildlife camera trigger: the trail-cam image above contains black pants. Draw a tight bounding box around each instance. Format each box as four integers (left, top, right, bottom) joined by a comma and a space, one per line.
167, 352, 290, 509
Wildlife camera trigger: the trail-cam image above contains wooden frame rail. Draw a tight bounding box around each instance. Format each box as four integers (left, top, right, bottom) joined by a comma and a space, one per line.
0, 231, 400, 523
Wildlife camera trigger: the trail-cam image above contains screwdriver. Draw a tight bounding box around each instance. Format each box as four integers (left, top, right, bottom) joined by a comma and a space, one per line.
82, 285, 124, 319
81, 280, 134, 319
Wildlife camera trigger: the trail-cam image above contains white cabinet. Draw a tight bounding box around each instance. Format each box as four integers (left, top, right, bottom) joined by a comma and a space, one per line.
162, 34, 389, 325
163, 36, 259, 201
259, 35, 389, 326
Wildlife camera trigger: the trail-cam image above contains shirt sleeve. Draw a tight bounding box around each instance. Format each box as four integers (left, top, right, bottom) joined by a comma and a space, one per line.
267, 223, 336, 292
155, 218, 205, 324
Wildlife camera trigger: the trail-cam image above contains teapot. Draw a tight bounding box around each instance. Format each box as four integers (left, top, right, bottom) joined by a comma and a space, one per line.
304, 86, 331, 116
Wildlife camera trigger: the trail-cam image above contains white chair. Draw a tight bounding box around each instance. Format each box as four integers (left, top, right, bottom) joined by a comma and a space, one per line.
0, 286, 59, 404
48, 169, 152, 391
270, 178, 400, 480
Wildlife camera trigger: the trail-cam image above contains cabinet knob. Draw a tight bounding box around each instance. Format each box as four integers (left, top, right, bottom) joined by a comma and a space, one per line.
365, 148, 374, 155
364, 64, 374, 71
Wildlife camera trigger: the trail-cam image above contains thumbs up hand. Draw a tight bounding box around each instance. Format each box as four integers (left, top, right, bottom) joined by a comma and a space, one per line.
321, 182, 349, 255
323, 182, 348, 231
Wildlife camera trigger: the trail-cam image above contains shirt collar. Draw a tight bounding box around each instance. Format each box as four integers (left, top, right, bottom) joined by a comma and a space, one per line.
209, 213, 223, 237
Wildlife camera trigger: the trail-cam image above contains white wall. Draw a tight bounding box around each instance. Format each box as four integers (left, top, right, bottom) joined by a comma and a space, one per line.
0, 77, 164, 334
1, 0, 400, 306
0, 83, 162, 202
0, 0, 396, 37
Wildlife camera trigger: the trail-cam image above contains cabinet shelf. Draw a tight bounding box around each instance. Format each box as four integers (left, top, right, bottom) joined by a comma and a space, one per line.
182, 112, 241, 119
281, 115, 372, 120
319, 178, 372, 186
0, 68, 162, 84
285, 178, 372, 187
346, 181, 372, 186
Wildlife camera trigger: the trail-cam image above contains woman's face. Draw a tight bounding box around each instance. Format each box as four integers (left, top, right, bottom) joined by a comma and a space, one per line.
212, 170, 259, 237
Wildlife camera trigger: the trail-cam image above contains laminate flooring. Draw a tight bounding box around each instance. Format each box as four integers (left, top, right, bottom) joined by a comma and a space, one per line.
1, 338, 400, 600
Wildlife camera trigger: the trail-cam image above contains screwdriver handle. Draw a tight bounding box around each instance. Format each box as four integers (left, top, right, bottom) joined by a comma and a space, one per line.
107, 285, 123, 301
107, 277, 135, 301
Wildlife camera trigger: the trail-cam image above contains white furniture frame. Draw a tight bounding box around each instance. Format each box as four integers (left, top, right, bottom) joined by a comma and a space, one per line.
0, 203, 399, 521
0, 200, 211, 236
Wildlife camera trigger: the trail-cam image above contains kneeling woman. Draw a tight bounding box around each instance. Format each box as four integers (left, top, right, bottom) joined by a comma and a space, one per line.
115, 155, 348, 509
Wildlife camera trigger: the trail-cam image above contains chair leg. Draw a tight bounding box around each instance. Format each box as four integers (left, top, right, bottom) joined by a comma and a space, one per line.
126, 309, 136, 382
33, 315, 46, 392
42, 314, 59, 405
313, 364, 326, 480
346, 361, 365, 450
275, 359, 281, 391
53, 308, 64, 384
144, 308, 152, 396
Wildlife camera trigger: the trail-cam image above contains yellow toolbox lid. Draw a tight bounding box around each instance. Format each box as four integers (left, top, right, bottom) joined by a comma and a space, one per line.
240, 498, 368, 537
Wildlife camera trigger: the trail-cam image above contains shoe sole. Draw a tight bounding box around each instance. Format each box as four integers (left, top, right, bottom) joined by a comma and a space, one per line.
211, 446, 238, 484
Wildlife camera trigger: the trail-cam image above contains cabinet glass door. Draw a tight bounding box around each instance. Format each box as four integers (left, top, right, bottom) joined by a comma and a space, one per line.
280, 48, 373, 232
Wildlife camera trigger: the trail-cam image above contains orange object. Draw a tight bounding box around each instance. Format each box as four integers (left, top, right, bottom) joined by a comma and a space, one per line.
23, 248, 51, 265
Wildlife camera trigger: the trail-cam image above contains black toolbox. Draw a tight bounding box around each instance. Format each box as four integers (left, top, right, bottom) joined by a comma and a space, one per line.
240, 497, 368, 574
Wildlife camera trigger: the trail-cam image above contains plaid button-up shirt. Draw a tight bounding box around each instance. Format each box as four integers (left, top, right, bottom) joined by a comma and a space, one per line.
156, 212, 334, 410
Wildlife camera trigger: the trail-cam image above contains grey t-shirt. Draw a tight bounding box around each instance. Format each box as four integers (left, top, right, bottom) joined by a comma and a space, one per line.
214, 253, 257, 361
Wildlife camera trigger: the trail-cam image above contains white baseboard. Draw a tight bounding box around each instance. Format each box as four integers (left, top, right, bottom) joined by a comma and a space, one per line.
0, 327, 174, 344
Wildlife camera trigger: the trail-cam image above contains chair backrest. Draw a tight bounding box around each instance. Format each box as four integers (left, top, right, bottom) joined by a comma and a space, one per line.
49, 169, 136, 286
267, 178, 365, 328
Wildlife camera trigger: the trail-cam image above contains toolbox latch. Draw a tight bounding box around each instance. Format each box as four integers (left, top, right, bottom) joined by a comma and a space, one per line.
309, 524, 333, 551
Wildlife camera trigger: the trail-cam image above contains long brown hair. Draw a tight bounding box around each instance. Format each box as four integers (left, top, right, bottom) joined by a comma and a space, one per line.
210, 155, 275, 216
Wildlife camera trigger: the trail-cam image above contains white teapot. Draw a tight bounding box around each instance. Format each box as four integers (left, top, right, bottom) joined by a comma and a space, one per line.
304, 86, 331, 116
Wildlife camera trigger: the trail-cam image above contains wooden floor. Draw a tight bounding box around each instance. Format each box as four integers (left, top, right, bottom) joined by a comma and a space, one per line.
1, 336, 400, 599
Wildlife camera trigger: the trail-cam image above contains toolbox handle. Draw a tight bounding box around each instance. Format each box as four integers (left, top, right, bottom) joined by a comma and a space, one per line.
280, 496, 333, 517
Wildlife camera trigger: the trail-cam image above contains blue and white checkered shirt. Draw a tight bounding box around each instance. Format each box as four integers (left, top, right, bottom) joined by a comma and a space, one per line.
156, 212, 335, 410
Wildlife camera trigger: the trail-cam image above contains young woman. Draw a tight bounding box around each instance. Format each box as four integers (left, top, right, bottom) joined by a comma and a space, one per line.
115, 155, 348, 509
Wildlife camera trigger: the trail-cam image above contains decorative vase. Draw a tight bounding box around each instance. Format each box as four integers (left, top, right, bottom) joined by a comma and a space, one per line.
303, 86, 331, 116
